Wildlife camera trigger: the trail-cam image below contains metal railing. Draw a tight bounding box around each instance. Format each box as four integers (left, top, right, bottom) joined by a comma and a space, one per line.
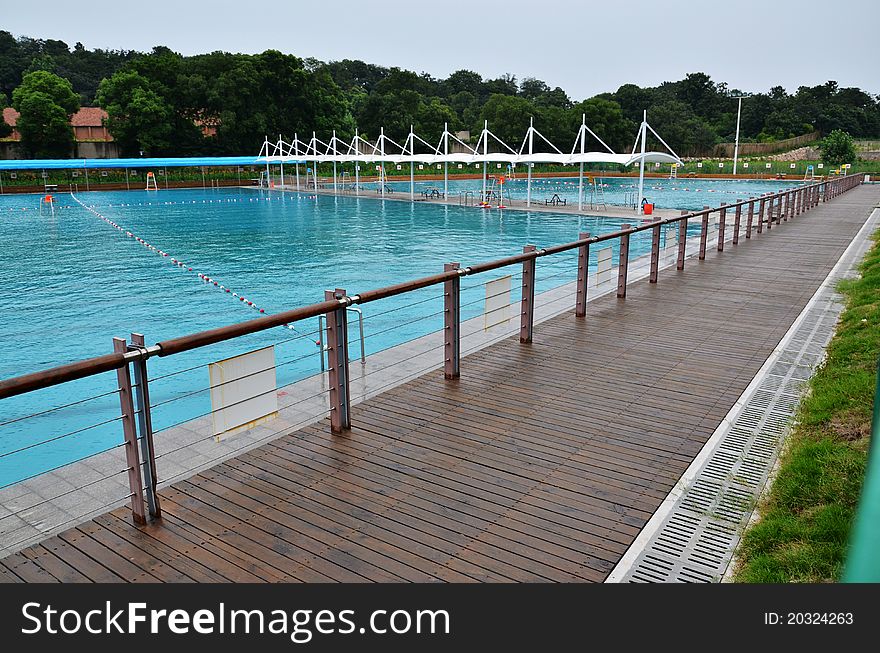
318, 306, 366, 371
0, 173, 864, 531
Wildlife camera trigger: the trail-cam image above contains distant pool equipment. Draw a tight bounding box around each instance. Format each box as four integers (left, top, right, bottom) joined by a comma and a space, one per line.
145, 171, 158, 191
39, 194, 55, 217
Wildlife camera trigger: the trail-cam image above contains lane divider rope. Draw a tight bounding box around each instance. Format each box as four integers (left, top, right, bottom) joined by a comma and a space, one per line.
68, 192, 298, 331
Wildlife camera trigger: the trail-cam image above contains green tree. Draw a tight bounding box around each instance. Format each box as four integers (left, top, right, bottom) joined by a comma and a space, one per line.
568, 98, 634, 152
415, 98, 457, 142
818, 129, 856, 167
97, 70, 173, 156
0, 92, 11, 138
11, 70, 79, 157
643, 99, 717, 156
478, 94, 534, 146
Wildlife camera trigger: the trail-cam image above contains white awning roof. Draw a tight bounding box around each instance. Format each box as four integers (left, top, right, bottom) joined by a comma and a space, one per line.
257, 119, 683, 168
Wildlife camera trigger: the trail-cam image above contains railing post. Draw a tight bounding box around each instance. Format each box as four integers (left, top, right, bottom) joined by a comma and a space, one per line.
757, 196, 765, 234
676, 211, 688, 271
649, 218, 661, 283
520, 245, 537, 343
324, 288, 351, 433
776, 193, 783, 225
129, 333, 160, 520
113, 337, 147, 526
784, 190, 791, 221
699, 207, 710, 260
575, 232, 591, 317
444, 262, 461, 379
745, 198, 755, 239
617, 225, 631, 298
797, 187, 804, 215
717, 203, 727, 252
732, 202, 742, 245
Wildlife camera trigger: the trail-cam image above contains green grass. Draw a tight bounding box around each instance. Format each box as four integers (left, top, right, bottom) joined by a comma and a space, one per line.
734, 231, 880, 583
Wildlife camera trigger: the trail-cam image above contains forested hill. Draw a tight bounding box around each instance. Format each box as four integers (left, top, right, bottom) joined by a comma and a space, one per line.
2, 31, 878, 157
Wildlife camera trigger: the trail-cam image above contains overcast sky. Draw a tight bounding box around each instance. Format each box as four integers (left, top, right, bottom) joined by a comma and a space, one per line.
5, 0, 878, 99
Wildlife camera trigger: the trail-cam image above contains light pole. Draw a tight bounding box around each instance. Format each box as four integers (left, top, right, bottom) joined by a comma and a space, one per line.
732, 95, 747, 175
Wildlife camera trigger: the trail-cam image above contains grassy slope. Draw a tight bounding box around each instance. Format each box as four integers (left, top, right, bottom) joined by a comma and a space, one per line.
734, 232, 880, 582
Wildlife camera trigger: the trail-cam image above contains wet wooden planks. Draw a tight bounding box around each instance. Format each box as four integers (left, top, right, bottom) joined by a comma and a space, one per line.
2, 186, 877, 583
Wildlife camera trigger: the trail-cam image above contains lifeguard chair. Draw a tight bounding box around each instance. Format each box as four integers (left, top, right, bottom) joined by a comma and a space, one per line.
145, 171, 158, 190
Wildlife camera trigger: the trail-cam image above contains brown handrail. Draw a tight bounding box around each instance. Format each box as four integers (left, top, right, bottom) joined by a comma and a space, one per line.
0, 173, 862, 401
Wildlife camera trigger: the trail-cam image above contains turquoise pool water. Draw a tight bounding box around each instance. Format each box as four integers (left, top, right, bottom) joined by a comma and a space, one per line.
0, 179, 790, 484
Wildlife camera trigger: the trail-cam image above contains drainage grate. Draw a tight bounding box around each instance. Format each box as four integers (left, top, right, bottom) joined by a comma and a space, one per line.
619, 293, 838, 582
615, 210, 879, 583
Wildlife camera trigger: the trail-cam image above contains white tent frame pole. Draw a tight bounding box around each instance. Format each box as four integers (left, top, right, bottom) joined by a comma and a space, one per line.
264, 136, 270, 188
637, 110, 647, 216
312, 131, 318, 193
354, 125, 360, 196
380, 127, 386, 199
332, 129, 338, 194
294, 132, 300, 191
482, 120, 488, 204
278, 134, 285, 188
526, 118, 534, 207
443, 122, 448, 200
578, 115, 585, 211
409, 125, 415, 202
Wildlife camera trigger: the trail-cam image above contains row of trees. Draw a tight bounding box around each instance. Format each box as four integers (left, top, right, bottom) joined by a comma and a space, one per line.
2, 32, 879, 158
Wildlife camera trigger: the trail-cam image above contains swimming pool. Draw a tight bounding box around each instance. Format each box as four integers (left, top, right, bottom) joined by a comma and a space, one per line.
0, 179, 785, 484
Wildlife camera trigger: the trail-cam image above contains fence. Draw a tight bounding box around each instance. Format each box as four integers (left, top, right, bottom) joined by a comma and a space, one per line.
712, 131, 821, 158
0, 172, 864, 551
0, 165, 263, 193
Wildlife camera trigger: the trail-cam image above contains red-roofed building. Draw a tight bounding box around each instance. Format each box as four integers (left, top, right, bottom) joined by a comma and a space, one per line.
2, 106, 113, 142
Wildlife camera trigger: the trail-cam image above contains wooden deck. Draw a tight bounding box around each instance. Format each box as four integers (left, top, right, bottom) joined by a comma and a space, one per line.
2, 186, 878, 583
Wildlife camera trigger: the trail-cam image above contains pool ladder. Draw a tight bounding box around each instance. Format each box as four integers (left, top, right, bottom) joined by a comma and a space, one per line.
591, 180, 607, 210
317, 306, 366, 372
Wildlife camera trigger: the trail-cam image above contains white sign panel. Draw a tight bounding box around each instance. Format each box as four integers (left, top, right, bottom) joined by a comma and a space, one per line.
484, 275, 512, 330
209, 345, 278, 440
664, 226, 678, 256
595, 246, 613, 286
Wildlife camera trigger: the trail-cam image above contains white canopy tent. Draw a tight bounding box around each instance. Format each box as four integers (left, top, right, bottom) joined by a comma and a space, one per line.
258, 111, 682, 210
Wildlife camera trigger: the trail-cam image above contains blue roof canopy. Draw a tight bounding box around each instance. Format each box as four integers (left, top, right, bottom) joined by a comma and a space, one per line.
0, 156, 304, 171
